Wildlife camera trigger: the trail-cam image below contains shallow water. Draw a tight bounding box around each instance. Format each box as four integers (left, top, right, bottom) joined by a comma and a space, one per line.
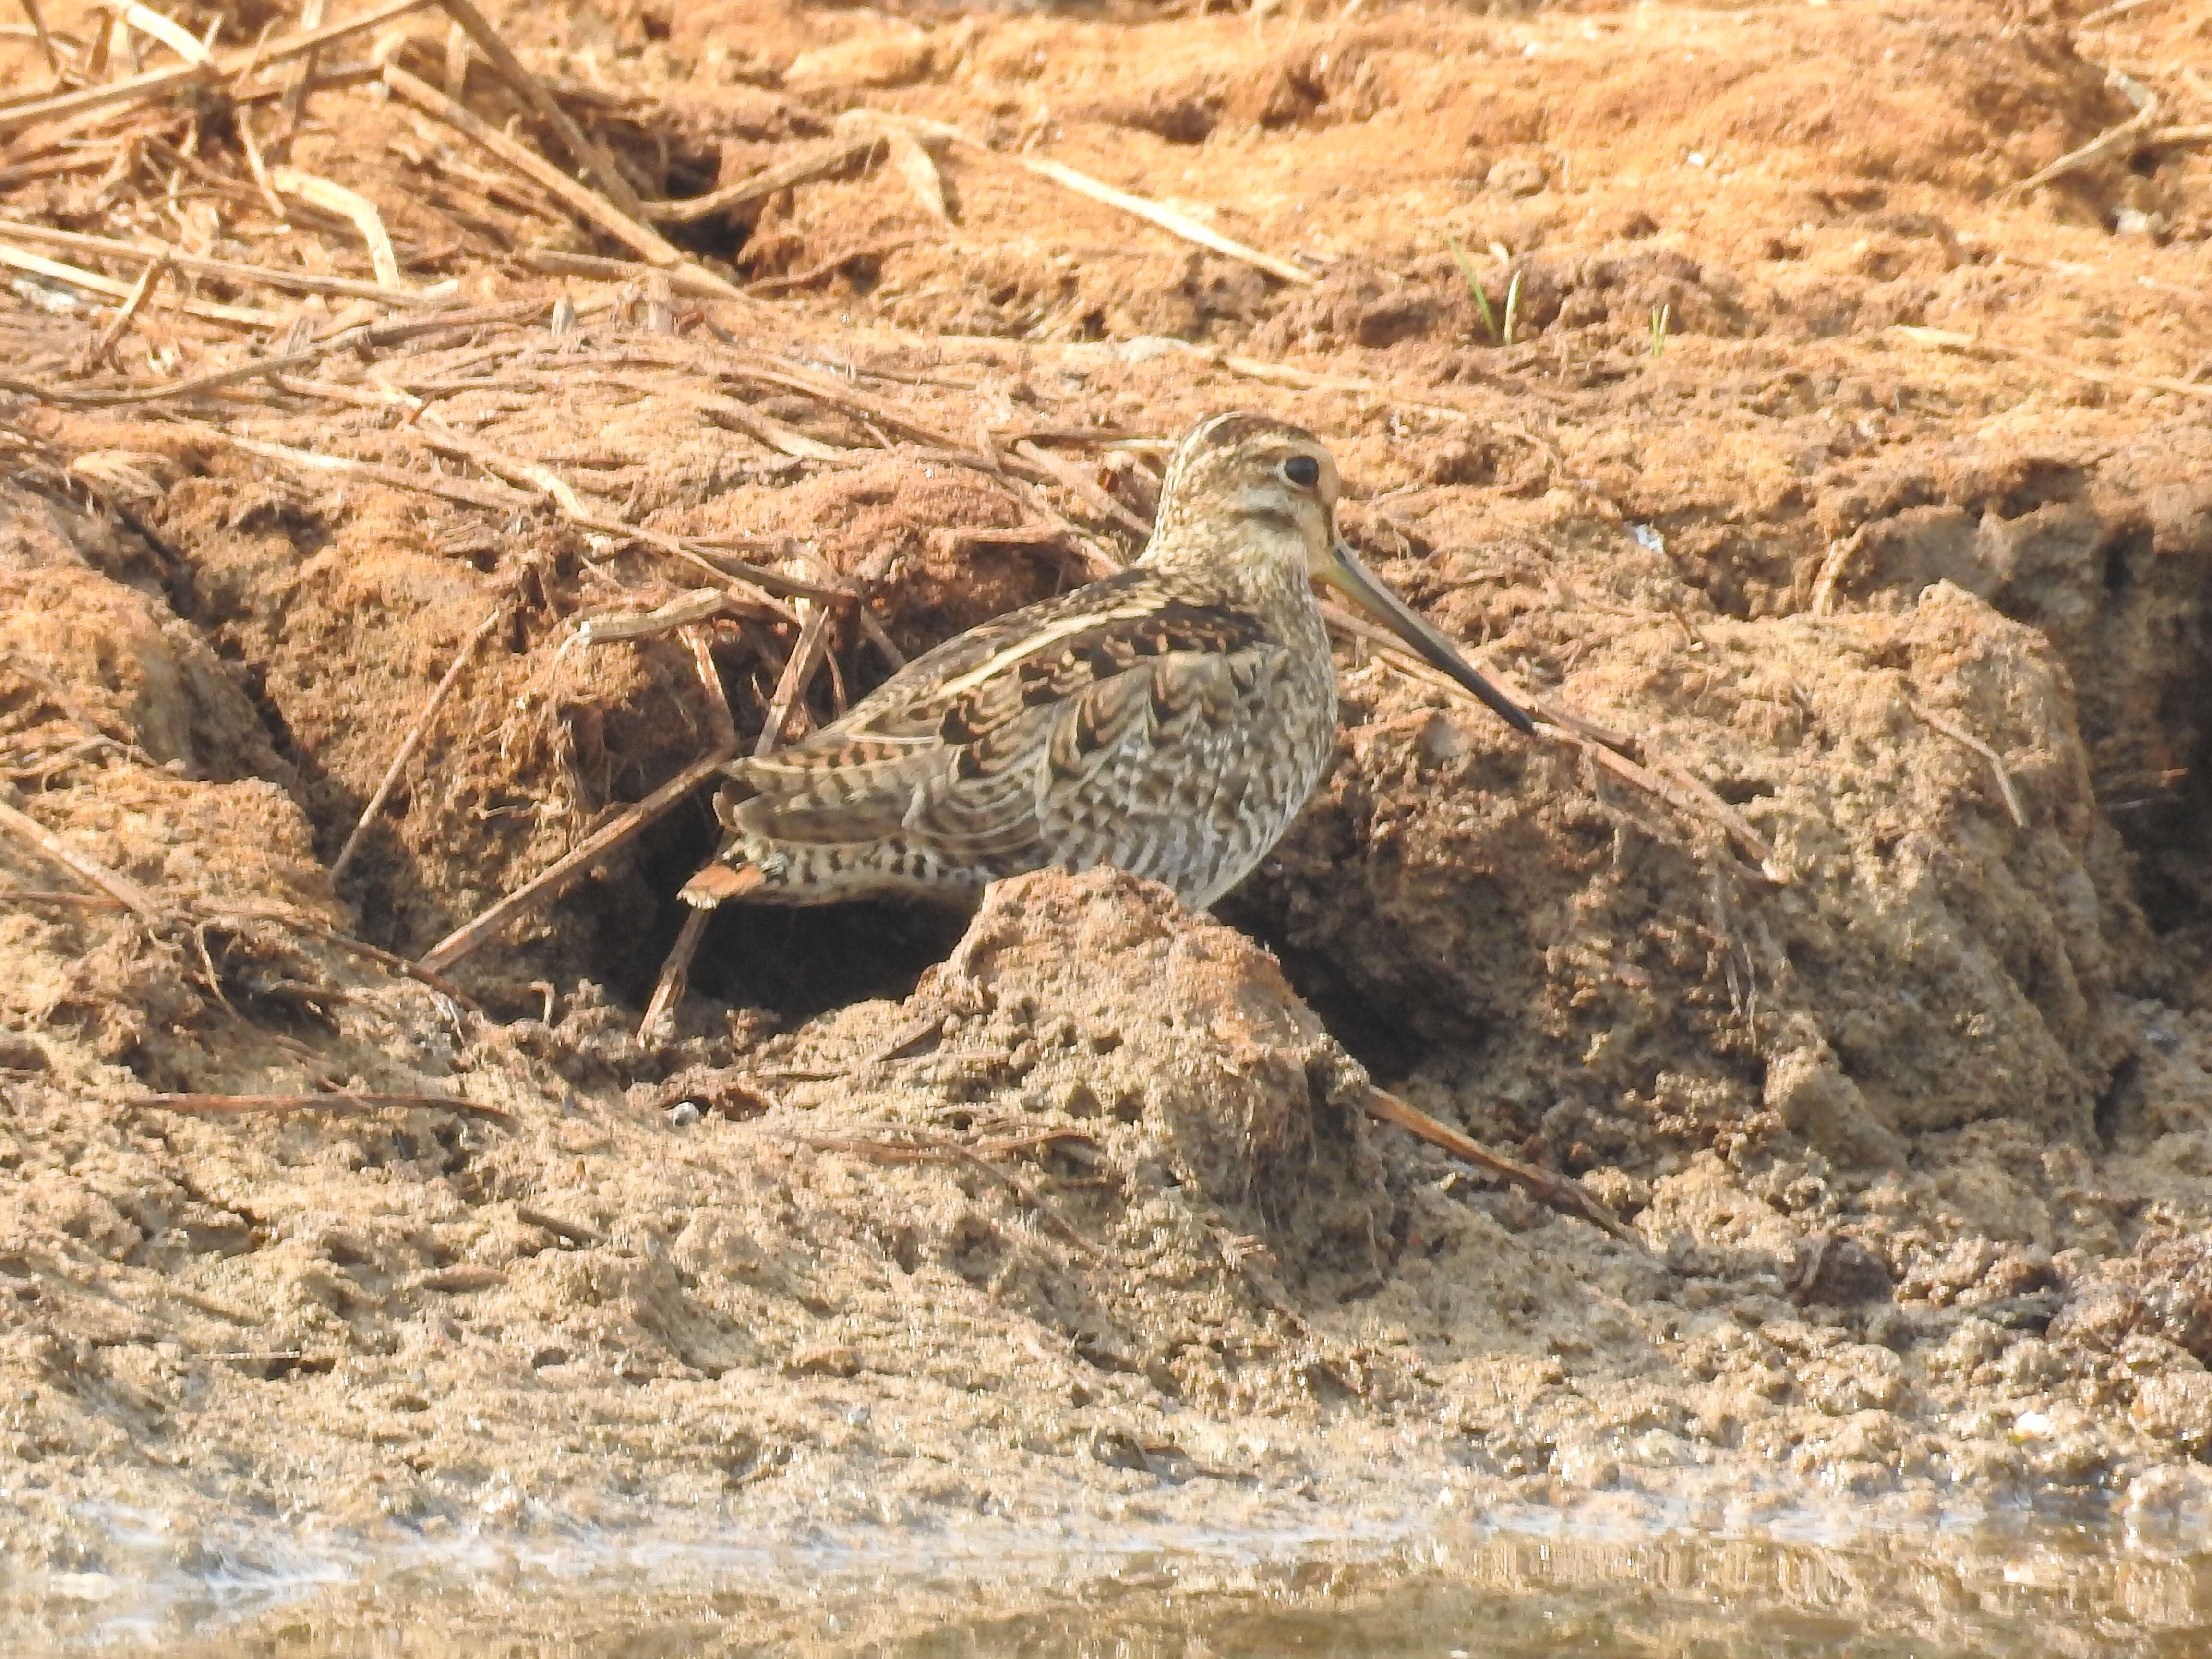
10, 1509, 2212, 1657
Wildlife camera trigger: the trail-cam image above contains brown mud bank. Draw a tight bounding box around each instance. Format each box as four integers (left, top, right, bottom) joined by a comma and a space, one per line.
2, 0, 2212, 1636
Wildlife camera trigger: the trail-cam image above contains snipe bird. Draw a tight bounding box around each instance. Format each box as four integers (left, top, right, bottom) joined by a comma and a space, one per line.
681, 410, 1532, 915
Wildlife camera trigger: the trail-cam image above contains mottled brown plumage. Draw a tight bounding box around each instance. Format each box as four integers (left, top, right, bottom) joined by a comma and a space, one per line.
681, 410, 1530, 914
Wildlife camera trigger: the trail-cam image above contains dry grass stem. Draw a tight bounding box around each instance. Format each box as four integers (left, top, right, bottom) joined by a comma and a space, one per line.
643, 130, 882, 225
0, 240, 274, 326
223, 434, 537, 513
0, 0, 433, 135
1012, 439, 1151, 536
417, 745, 737, 975
270, 167, 404, 288
1911, 699, 2029, 829
1365, 1086, 1641, 1247
683, 624, 740, 752
280, 0, 329, 135
0, 217, 445, 306
902, 119, 1315, 287
2002, 73, 2157, 197
15, 0, 64, 85
433, 0, 647, 219
82, 251, 169, 366
331, 600, 509, 880
1892, 325, 2212, 401
379, 63, 746, 302
0, 796, 168, 920
128, 1091, 516, 1125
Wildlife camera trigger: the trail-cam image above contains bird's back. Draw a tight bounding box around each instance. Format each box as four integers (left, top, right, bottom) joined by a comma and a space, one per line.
706, 564, 1338, 910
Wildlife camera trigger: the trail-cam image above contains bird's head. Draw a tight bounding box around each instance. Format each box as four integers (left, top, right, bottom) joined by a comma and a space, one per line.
1145, 410, 1533, 735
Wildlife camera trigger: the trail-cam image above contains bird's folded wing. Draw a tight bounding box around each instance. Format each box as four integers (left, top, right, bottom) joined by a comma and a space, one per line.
719, 586, 1275, 856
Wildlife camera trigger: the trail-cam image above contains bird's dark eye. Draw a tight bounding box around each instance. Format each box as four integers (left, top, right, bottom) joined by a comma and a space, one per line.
1282, 455, 1321, 488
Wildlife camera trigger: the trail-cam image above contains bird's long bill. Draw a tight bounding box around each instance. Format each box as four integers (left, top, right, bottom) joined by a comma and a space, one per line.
1321, 539, 1536, 734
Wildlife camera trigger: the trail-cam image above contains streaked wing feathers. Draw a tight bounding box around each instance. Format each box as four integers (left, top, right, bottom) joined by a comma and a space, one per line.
715, 572, 1277, 859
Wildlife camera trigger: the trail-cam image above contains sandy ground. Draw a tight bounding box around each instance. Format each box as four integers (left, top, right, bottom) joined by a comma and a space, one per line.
2, 0, 2212, 1644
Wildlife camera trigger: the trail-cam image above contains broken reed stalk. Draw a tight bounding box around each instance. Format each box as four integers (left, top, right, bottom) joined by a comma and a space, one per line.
330, 598, 508, 880
1364, 1086, 1641, 1247
417, 745, 737, 976
378, 63, 748, 303
128, 1091, 515, 1126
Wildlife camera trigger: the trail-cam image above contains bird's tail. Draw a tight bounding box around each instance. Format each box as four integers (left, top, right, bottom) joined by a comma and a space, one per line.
680, 856, 765, 908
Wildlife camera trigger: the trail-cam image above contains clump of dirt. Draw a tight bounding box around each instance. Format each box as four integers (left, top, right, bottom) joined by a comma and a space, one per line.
2, 0, 2212, 1631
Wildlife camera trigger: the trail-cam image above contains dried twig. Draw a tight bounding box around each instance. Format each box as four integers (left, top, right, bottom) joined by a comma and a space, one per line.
380, 63, 746, 302
755, 601, 835, 757
128, 1091, 515, 1126
0, 241, 273, 327
898, 117, 1315, 287
270, 167, 403, 288
331, 599, 508, 880
1910, 699, 2029, 829
0, 796, 167, 920
433, 0, 647, 219
417, 745, 736, 975
784, 1127, 1101, 1261
642, 129, 881, 225
0, 218, 445, 306
82, 252, 169, 367
638, 904, 711, 1040
1892, 325, 2212, 401
2003, 72, 2158, 197
1365, 1086, 1642, 1247
0, 0, 433, 136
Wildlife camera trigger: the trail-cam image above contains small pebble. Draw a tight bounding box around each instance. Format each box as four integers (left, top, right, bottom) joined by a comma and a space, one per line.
668, 1100, 704, 1128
